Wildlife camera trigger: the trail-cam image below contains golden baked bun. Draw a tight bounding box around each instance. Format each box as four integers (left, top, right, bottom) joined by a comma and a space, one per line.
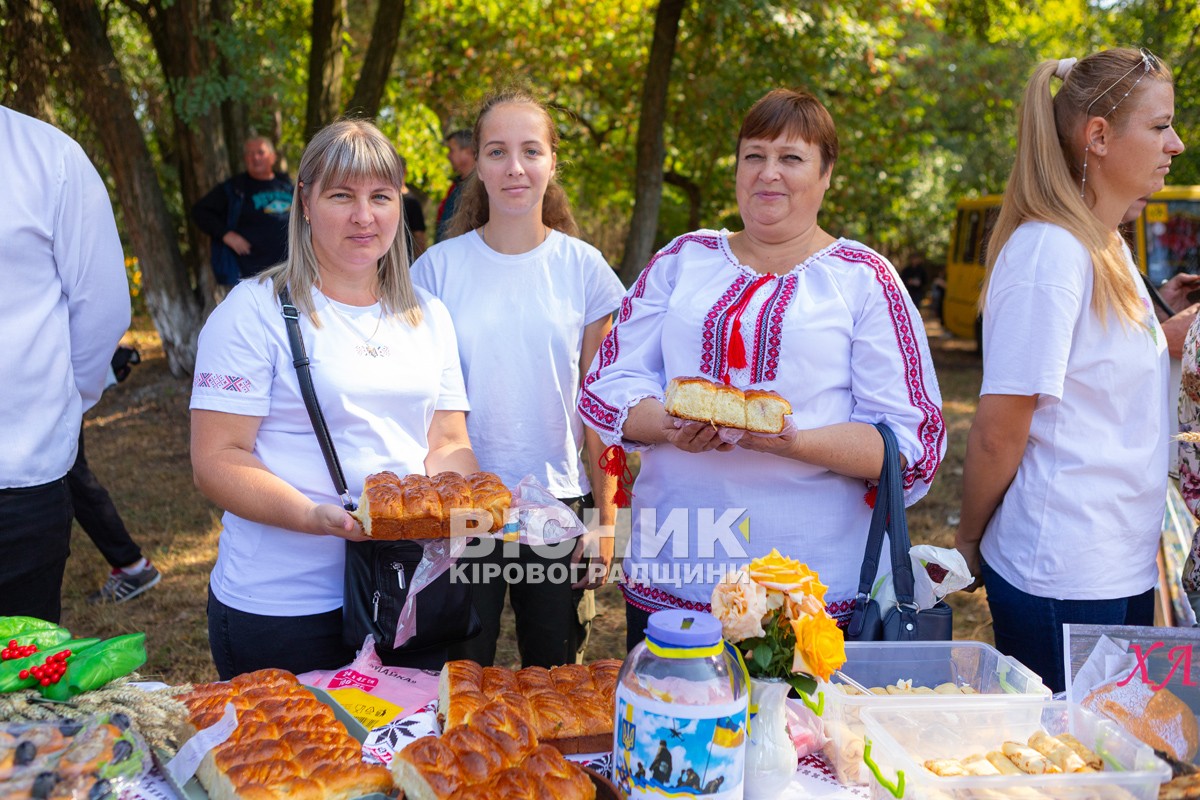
1083, 680, 1199, 762
353, 471, 511, 540
664, 376, 791, 434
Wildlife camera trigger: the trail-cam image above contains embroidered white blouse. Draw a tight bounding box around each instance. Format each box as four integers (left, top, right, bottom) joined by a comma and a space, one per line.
579, 230, 946, 615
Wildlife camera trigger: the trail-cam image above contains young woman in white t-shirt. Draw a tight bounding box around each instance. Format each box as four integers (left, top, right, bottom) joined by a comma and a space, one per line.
412, 90, 624, 669
955, 48, 1185, 692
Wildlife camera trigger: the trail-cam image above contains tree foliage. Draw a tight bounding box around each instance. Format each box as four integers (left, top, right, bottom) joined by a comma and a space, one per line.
1, 0, 1196, 363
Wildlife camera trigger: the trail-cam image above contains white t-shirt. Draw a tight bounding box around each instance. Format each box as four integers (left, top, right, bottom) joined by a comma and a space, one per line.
979, 222, 1168, 600
190, 279, 469, 615
0, 107, 130, 487
411, 229, 625, 496
579, 230, 946, 611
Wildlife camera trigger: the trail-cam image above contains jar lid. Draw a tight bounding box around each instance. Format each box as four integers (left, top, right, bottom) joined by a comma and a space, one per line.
646, 609, 723, 648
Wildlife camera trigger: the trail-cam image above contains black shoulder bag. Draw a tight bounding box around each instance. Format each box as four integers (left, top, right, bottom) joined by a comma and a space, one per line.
845, 423, 953, 641
278, 289, 480, 661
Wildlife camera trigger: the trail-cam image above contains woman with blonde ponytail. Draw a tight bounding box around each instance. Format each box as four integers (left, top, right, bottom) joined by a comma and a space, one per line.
956, 48, 1184, 692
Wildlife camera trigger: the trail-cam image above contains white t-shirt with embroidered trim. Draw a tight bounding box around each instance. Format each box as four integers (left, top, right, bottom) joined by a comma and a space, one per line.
190, 278, 469, 616
411, 229, 625, 496
979, 221, 1167, 600
579, 229, 946, 610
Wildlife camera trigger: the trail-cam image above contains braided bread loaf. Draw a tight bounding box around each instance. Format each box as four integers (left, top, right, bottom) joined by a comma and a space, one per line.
392, 698, 594, 800
438, 659, 621, 754
352, 471, 512, 540
181, 668, 392, 800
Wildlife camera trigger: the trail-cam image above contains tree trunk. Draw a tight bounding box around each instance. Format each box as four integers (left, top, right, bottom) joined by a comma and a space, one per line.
306, 0, 347, 141
665, 170, 702, 232
134, 0, 232, 318
3, 0, 56, 119
52, 0, 204, 376
344, 0, 407, 119
618, 0, 688, 285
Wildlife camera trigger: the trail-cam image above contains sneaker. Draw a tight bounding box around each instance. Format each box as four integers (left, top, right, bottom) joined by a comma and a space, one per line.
87, 563, 162, 604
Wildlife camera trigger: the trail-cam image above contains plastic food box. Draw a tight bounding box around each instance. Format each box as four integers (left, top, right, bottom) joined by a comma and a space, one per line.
859, 700, 1171, 799
816, 641, 1050, 785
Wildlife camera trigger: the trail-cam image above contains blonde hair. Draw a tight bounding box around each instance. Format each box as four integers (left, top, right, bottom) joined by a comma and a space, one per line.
982, 48, 1172, 326
259, 118, 422, 327
445, 89, 580, 239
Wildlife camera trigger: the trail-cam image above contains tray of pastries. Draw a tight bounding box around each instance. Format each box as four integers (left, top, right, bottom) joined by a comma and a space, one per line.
178, 668, 392, 800
439, 660, 621, 756
351, 471, 511, 540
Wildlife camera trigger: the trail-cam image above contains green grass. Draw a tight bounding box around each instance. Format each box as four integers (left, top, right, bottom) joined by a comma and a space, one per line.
60, 311, 989, 684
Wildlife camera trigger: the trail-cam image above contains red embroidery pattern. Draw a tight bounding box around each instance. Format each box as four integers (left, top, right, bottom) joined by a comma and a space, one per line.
580, 234, 717, 435
700, 275, 751, 379
194, 372, 253, 392
831, 244, 945, 493
751, 274, 797, 383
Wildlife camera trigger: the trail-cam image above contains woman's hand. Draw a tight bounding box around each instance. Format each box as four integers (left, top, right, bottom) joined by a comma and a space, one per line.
310, 503, 369, 541
1160, 272, 1200, 314
731, 420, 798, 456
955, 539, 984, 592
571, 525, 616, 590
663, 417, 735, 453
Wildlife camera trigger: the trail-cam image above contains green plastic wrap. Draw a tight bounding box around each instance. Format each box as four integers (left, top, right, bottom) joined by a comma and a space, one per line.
0, 615, 67, 638
0, 638, 101, 693
40, 633, 147, 700
7, 626, 72, 650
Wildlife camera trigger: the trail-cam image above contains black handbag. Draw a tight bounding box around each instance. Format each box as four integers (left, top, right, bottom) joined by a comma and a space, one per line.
278, 289, 481, 658
845, 423, 953, 642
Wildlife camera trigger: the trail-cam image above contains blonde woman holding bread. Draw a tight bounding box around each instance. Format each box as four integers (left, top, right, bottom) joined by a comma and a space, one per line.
955, 49, 1184, 692
579, 89, 946, 649
191, 119, 480, 679
411, 90, 625, 669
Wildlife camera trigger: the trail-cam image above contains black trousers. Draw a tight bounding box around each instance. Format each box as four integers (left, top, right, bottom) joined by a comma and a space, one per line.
450, 495, 590, 669
0, 478, 72, 622
625, 600, 653, 654
66, 428, 141, 569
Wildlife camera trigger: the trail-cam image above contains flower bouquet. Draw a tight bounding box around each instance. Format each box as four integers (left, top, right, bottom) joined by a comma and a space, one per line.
711, 548, 846, 695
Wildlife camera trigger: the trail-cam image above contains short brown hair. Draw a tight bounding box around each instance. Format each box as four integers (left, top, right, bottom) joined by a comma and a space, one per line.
736, 89, 839, 174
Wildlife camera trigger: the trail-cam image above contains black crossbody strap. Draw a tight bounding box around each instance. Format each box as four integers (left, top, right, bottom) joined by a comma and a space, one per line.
279, 288, 357, 511
846, 423, 916, 637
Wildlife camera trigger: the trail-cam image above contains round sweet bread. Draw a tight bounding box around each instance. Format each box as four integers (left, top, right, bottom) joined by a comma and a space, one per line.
1084, 680, 1199, 762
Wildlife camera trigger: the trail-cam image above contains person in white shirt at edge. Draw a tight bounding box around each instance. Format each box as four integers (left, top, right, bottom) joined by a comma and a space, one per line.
190, 119, 480, 680
955, 48, 1186, 694
0, 105, 131, 623
413, 89, 624, 669
578, 88, 946, 652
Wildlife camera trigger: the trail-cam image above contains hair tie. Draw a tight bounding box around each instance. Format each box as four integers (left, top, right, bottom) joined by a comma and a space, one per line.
1055, 57, 1077, 81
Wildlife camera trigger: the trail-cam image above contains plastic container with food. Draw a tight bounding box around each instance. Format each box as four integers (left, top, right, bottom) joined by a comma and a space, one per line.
859, 699, 1171, 800
816, 640, 1051, 785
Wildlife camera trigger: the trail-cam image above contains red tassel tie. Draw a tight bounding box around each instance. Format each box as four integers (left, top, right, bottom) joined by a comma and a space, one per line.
864, 485, 878, 509
721, 275, 773, 384
599, 444, 634, 508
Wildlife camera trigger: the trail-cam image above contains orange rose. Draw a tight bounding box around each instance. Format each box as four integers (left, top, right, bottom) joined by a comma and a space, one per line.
790, 612, 846, 681
748, 549, 828, 603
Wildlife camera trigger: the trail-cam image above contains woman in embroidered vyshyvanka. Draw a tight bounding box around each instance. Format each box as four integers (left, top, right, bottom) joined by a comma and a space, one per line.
955, 49, 1184, 693
578, 89, 946, 650
190, 120, 480, 679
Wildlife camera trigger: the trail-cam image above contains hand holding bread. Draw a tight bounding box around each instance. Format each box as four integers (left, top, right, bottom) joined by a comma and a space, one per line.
351, 471, 512, 540
664, 376, 792, 435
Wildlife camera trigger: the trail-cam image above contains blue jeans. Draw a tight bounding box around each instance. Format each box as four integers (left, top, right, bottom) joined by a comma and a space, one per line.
207, 587, 357, 680
982, 562, 1154, 693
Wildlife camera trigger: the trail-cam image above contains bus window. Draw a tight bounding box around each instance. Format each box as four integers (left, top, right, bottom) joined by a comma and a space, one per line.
962, 209, 982, 265
979, 207, 1000, 265
1145, 199, 1200, 284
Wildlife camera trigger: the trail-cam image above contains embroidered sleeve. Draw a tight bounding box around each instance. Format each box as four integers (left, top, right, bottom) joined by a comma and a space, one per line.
190, 285, 275, 416
840, 247, 946, 505
1179, 318, 1200, 518
578, 239, 683, 449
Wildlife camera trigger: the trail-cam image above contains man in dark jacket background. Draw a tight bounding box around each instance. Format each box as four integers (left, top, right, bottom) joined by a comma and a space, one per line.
193, 137, 293, 282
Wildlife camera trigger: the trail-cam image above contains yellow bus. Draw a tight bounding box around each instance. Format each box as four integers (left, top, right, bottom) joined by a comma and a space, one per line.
941, 186, 1200, 347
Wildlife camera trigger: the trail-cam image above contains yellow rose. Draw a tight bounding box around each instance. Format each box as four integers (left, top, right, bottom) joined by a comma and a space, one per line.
748, 549, 828, 602
783, 592, 825, 620
711, 569, 769, 642
790, 612, 846, 681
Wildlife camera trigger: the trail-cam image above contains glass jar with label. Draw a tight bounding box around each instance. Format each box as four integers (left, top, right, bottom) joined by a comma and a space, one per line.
613, 609, 748, 799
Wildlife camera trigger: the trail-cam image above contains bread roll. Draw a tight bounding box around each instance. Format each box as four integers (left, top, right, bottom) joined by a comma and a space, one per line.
353, 471, 511, 540
664, 376, 791, 434
1083, 680, 1199, 762
181, 668, 393, 800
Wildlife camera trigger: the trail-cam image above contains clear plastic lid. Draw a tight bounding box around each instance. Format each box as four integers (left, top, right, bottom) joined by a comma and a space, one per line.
618, 610, 746, 707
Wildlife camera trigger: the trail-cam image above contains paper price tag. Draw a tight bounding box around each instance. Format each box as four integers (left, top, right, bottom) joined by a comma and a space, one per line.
166, 701, 238, 787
